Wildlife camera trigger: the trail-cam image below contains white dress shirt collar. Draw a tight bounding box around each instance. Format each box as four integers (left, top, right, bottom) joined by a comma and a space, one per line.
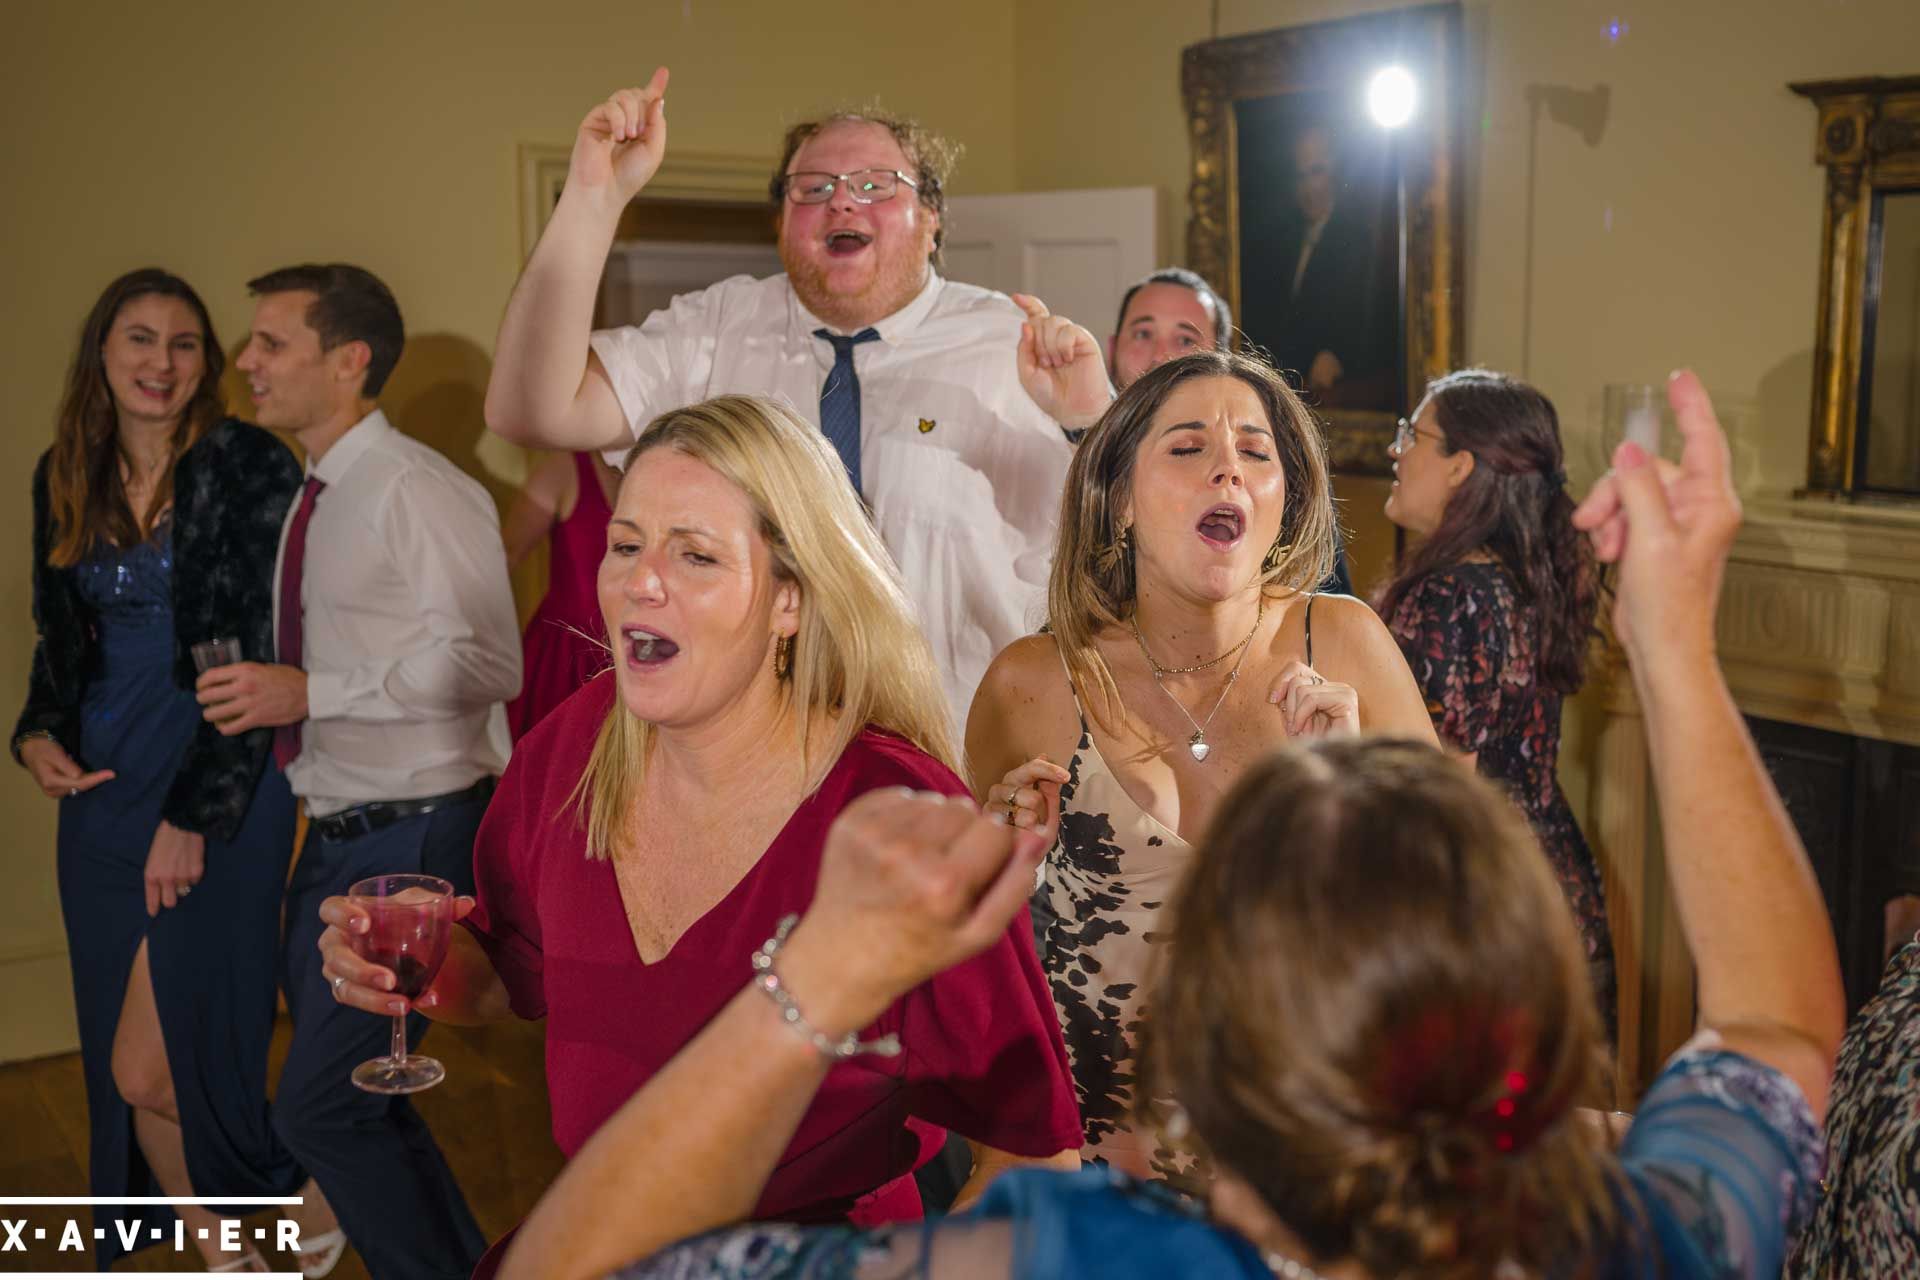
308, 408, 394, 484
791, 270, 943, 349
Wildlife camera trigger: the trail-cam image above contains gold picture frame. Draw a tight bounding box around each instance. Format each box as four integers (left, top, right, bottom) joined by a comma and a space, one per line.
1789, 75, 1920, 500
1182, 3, 1465, 475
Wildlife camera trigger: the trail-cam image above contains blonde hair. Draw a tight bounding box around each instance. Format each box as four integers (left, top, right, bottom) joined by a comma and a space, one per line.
572, 394, 959, 859
1047, 350, 1337, 730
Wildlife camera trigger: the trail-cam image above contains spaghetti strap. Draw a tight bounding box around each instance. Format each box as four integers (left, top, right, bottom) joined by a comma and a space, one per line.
1305, 591, 1318, 669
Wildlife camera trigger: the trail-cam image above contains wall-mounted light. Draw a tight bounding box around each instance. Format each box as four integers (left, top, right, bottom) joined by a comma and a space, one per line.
1367, 66, 1417, 129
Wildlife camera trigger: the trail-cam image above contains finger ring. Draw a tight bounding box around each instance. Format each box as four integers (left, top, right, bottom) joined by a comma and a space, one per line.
331, 976, 347, 998
68, 787, 78, 797
179, 885, 192, 897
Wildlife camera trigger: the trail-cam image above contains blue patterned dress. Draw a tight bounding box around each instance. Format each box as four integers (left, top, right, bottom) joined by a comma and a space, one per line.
55, 521, 301, 1265
611, 1045, 1824, 1280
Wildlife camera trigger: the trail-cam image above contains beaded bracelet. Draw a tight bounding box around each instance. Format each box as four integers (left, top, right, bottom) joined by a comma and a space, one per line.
751, 914, 902, 1062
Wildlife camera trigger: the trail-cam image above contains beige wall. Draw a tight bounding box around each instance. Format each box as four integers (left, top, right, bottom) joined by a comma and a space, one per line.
6, 0, 1917, 1061
0, 0, 1021, 1062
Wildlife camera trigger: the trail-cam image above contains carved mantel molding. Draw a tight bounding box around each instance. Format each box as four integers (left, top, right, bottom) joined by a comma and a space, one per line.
1592, 500, 1920, 1090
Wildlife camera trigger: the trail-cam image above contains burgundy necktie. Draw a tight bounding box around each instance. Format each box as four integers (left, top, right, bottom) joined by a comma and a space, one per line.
273, 476, 326, 770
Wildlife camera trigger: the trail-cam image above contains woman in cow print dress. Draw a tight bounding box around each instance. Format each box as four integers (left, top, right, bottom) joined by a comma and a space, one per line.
966, 352, 1437, 1182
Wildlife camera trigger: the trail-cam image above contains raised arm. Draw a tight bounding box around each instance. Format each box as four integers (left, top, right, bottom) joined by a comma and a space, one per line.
485, 71, 669, 452
1573, 370, 1844, 1118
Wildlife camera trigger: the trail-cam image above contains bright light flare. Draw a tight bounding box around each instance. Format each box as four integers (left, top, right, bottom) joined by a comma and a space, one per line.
1367, 66, 1417, 129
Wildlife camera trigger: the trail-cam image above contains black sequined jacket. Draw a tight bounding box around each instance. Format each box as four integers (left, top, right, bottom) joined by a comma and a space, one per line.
12, 419, 302, 841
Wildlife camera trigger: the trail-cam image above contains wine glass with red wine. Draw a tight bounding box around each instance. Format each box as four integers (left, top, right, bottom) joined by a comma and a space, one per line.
346, 873, 455, 1094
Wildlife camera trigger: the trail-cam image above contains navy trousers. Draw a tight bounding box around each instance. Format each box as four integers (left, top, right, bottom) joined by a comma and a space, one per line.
277, 796, 490, 1280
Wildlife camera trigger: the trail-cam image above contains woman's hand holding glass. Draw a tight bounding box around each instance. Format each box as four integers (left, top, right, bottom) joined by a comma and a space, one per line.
317, 889, 477, 1017
1572, 368, 1741, 657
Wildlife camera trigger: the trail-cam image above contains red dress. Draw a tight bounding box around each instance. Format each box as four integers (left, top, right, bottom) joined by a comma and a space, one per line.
506, 452, 612, 741
464, 675, 1082, 1249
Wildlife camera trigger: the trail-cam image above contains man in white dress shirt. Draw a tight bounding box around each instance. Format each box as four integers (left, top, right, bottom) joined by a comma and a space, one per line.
486, 69, 1110, 728
197, 263, 520, 1278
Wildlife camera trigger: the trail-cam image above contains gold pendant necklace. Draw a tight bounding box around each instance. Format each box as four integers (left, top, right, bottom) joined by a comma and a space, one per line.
1133, 596, 1265, 763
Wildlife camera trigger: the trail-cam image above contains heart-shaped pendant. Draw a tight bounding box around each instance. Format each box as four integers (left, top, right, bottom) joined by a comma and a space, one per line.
1189, 736, 1211, 763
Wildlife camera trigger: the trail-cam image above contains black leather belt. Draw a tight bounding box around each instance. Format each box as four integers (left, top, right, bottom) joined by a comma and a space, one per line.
312, 777, 496, 843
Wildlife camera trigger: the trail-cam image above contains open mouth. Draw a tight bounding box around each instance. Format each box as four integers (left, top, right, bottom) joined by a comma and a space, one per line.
825, 229, 873, 258
135, 379, 174, 400
625, 627, 681, 667
1196, 504, 1246, 547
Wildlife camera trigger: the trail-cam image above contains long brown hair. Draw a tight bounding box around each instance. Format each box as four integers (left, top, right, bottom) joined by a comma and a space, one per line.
1048, 350, 1336, 729
1138, 739, 1616, 1278
47, 269, 226, 568
1373, 370, 1598, 693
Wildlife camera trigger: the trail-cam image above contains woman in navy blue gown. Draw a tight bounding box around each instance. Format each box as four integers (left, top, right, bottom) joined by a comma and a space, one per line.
13, 269, 338, 1272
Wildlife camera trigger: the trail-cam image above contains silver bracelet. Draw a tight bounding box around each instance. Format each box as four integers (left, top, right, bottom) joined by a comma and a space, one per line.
751, 914, 901, 1061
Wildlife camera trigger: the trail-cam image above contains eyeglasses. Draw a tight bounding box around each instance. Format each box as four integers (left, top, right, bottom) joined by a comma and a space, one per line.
781, 168, 920, 205
1392, 417, 1443, 453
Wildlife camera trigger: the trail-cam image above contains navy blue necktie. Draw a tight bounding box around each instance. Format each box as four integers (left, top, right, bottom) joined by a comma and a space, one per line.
814, 327, 880, 496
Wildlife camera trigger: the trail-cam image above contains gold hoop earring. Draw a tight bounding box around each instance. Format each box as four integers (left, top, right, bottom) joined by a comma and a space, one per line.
772, 634, 794, 680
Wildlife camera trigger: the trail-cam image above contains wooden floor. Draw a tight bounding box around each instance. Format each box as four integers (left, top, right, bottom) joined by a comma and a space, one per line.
0, 1016, 565, 1274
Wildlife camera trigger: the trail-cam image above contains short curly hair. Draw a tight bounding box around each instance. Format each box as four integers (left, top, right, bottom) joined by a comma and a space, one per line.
769, 109, 962, 267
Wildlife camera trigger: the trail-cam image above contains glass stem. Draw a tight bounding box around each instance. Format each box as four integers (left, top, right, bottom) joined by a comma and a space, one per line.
389, 1011, 409, 1064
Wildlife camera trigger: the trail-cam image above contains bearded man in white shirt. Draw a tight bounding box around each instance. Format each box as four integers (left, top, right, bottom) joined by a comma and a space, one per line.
486, 69, 1110, 728
196, 263, 520, 1279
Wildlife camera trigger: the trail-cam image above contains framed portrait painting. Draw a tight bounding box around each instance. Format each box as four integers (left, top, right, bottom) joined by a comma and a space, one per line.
1183, 3, 1465, 474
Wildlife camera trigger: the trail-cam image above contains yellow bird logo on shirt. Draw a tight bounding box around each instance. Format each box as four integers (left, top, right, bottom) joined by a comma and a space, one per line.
917, 418, 937, 434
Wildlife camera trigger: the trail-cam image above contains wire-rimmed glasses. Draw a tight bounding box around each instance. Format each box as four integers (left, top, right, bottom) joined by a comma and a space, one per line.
1391, 417, 1443, 455
780, 168, 920, 205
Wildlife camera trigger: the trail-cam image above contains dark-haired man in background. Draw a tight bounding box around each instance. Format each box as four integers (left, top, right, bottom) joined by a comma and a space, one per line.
198, 263, 519, 1278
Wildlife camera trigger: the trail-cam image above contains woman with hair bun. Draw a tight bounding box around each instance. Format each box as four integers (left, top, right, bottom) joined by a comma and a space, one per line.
1375, 369, 1615, 1035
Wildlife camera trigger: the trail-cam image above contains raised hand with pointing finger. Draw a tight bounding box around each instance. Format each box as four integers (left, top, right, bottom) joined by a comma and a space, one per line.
1014, 293, 1113, 433
568, 67, 671, 214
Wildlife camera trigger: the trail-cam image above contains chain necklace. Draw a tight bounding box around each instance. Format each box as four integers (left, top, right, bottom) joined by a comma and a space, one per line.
1130, 596, 1265, 676
1130, 595, 1265, 763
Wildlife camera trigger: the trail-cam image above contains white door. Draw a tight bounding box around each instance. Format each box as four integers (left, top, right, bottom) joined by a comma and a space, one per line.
600, 240, 783, 328
944, 187, 1157, 339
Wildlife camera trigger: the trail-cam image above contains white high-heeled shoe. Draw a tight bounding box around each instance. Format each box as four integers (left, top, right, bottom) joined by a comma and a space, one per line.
292, 1228, 347, 1279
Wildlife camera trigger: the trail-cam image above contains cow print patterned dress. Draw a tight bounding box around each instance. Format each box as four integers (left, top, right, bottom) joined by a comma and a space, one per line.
1032, 656, 1198, 1187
